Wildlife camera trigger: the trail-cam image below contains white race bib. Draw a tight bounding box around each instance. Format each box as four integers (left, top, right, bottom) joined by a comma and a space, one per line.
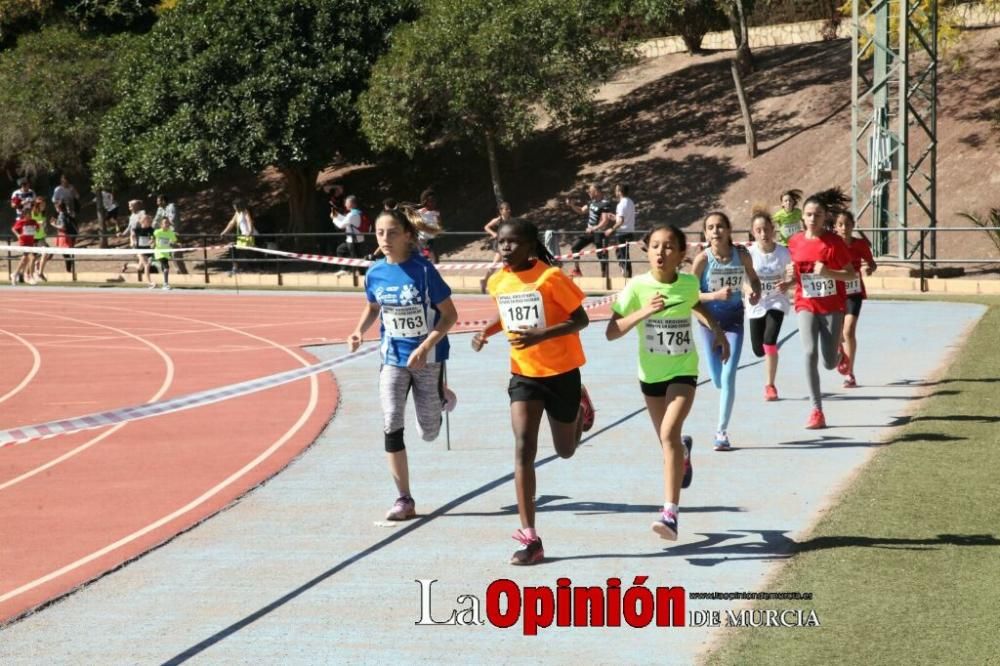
709, 266, 744, 293
381, 304, 428, 338
644, 318, 693, 355
801, 272, 836, 299
22, 224, 37, 235
498, 292, 546, 331
137, 236, 152, 248
844, 278, 862, 295
758, 272, 783, 296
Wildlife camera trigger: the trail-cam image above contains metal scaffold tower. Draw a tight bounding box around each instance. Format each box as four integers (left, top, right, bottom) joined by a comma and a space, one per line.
851, 0, 938, 259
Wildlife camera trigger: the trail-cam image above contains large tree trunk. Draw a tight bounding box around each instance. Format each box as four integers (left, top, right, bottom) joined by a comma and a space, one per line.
726, 0, 754, 76
730, 60, 758, 158
484, 130, 506, 206
280, 164, 319, 250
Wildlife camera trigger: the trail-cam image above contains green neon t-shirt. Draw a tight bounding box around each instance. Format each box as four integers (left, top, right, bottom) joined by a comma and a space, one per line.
153, 228, 178, 260
612, 272, 700, 383
774, 208, 803, 244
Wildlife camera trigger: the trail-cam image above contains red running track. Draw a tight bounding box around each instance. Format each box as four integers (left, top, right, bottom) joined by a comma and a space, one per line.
0, 288, 597, 623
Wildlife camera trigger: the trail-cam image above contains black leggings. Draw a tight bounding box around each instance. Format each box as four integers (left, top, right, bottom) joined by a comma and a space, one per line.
749, 310, 785, 358
570, 232, 610, 276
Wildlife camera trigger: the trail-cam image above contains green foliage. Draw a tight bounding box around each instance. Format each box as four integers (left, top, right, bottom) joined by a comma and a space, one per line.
0, 23, 119, 174
958, 208, 1000, 256
0, 0, 156, 44
359, 0, 633, 157
93, 0, 414, 190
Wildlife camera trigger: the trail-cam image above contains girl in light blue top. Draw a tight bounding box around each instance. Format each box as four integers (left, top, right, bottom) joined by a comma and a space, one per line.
691, 211, 761, 451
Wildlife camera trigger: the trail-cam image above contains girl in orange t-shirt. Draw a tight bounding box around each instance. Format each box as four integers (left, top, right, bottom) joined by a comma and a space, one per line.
472, 218, 595, 566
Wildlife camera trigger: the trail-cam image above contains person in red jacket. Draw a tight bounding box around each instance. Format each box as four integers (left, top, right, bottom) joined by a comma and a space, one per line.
834, 211, 877, 388
787, 193, 858, 429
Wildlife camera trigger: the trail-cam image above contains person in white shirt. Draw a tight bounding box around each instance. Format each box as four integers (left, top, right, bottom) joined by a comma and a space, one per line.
51, 175, 79, 216
118, 199, 146, 277
332, 195, 363, 276
414, 188, 442, 264
608, 182, 637, 278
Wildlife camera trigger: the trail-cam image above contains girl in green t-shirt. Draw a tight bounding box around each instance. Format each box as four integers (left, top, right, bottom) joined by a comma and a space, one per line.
773, 189, 803, 244
606, 224, 729, 542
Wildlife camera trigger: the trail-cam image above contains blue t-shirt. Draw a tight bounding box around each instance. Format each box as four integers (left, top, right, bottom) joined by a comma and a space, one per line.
699, 246, 746, 332
365, 253, 452, 367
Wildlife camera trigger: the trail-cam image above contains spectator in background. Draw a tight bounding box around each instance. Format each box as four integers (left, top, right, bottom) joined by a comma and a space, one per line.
52, 175, 80, 217
564, 183, 615, 278
118, 199, 146, 277
332, 195, 364, 276
10, 177, 35, 213
102, 191, 120, 232
53, 200, 78, 273
154, 194, 188, 274
220, 198, 257, 276
609, 183, 636, 278
415, 188, 443, 264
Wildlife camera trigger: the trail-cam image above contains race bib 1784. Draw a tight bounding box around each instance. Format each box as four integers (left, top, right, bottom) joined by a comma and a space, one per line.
644, 318, 693, 355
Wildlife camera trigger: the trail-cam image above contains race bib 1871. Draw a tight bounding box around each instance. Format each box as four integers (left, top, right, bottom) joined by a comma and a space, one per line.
644, 317, 693, 355
801, 272, 836, 299
381, 304, 428, 338
498, 292, 546, 330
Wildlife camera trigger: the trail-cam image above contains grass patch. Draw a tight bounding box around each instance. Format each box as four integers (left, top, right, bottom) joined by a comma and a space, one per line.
706, 297, 1000, 665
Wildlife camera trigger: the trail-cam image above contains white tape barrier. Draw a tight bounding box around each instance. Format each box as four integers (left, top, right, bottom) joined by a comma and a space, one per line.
0, 345, 379, 449
0, 244, 229, 256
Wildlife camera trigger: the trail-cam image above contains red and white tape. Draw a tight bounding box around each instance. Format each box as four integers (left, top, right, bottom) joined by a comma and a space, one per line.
0, 244, 232, 256
453, 294, 617, 329
0, 345, 379, 448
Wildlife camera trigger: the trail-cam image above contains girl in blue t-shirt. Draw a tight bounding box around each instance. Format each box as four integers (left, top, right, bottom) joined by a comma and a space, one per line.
692, 211, 761, 451
348, 208, 458, 522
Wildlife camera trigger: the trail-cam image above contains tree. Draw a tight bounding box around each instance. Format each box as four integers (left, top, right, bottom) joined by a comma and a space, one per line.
630, 0, 729, 55
358, 0, 633, 205
0, 24, 120, 175
0, 0, 157, 45
92, 0, 415, 235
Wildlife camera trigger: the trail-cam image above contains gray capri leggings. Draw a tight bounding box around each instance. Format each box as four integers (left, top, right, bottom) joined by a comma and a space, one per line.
797, 310, 845, 410
379, 362, 445, 447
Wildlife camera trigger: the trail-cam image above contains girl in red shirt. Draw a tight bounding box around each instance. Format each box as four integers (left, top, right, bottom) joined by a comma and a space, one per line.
787, 194, 857, 429
834, 211, 877, 388
11, 208, 38, 285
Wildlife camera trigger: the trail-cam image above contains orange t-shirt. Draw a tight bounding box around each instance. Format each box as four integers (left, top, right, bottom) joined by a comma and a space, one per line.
487, 261, 586, 378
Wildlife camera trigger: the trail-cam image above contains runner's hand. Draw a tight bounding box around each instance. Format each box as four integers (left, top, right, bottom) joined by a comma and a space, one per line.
509, 327, 546, 350
407, 345, 428, 370
471, 331, 488, 352
714, 330, 731, 363
347, 331, 362, 353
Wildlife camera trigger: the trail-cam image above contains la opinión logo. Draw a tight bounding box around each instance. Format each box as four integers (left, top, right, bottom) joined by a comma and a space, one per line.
414, 577, 686, 635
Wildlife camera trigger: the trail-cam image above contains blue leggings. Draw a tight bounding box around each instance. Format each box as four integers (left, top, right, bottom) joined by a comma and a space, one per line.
696, 325, 744, 433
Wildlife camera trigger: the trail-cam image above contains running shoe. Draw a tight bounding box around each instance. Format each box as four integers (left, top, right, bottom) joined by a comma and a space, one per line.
385, 495, 416, 521
26, 276, 37, 285
713, 431, 732, 451
568, 268, 583, 278
805, 408, 827, 429
36, 272, 47, 282
837, 345, 851, 376
579, 385, 595, 432
442, 386, 458, 412
10, 274, 17, 286
764, 384, 779, 401
843, 374, 857, 389
510, 529, 544, 565
652, 510, 679, 541
681, 435, 694, 489
163, 284, 172, 291
148, 283, 157, 289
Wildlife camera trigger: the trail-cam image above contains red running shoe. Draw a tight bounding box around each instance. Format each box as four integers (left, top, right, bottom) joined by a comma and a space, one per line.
568, 268, 583, 278
843, 374, 857, 389
805, 408, 827, 430
764, 384, 778, 401
579, 385, 595, 432
837, 345, 851, 376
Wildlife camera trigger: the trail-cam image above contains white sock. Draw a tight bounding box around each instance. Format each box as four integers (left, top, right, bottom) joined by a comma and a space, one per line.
663, 502, 679, 516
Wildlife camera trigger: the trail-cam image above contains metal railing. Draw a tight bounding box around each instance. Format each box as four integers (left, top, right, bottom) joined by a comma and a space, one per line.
5, 226, 999, 293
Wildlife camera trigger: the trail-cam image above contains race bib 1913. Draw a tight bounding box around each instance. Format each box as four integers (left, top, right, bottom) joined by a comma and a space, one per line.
801, 272, 836, 299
